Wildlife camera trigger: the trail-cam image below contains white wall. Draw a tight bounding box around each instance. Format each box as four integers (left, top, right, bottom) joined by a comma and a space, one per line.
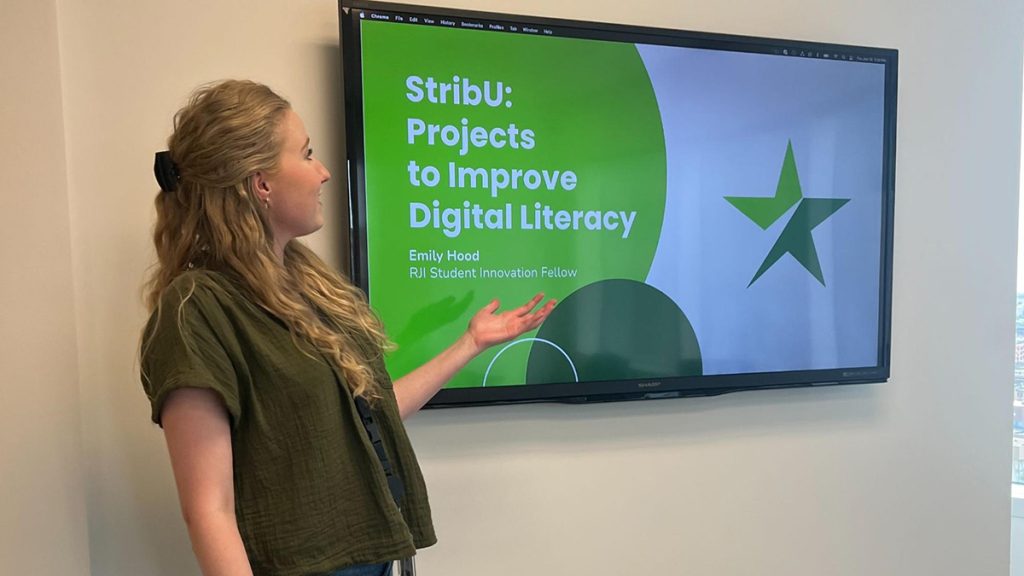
1011, 491, 1024, 575
0, 0, 90, 574
35, 0, 1024, 575
1016, 519, 1024, 576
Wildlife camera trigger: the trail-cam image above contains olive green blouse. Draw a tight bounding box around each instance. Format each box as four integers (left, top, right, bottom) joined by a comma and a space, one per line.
140, 270, 435, 576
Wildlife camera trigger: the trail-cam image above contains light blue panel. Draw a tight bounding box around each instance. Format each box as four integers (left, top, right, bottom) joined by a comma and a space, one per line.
638, 44, 886, 374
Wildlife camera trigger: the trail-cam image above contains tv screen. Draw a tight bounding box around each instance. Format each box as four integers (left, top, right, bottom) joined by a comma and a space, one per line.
339, 0, 896, 407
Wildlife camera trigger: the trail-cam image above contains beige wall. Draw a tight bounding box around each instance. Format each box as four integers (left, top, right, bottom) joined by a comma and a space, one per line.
4, 0, 1020, 574
0, 0, 90, 574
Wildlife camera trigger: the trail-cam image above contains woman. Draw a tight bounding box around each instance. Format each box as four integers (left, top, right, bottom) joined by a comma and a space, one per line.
140, 80, 554, 576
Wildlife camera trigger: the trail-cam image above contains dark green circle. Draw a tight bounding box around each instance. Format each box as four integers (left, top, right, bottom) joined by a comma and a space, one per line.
526, 279, 702, 384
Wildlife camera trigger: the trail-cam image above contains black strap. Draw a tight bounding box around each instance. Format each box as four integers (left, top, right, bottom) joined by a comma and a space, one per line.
353, 396, 405, 508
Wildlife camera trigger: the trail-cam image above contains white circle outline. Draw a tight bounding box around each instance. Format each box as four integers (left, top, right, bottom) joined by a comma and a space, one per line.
481, 337, 579, 387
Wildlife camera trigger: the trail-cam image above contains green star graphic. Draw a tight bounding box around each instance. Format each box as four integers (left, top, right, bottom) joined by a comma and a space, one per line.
725, 140, 849, 287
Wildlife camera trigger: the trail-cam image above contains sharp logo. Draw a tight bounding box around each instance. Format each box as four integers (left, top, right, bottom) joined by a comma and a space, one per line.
842, 370, 874, 378
637, 381, 663, 389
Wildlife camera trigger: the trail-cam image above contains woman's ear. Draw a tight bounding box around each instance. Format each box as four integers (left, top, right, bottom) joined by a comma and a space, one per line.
251, 171, 271, 199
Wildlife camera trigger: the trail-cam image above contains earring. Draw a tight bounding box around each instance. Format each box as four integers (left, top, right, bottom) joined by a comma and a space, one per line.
262, 196, 270, 210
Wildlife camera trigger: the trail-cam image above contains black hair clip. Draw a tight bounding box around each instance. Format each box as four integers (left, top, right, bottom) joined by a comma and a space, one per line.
154, 151, 180, 192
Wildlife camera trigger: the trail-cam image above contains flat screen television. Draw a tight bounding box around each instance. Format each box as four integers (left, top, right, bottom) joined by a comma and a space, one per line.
339, 0, 896, 407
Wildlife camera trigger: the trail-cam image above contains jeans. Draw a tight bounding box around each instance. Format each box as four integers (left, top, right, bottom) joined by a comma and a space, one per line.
327, 562, 393, 576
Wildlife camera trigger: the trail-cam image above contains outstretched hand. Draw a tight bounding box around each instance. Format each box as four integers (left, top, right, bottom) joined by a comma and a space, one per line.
467, 293, 556, 354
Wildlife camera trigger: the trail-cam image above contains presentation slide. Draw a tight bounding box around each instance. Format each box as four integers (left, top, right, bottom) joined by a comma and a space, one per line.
356, 18, 886, 389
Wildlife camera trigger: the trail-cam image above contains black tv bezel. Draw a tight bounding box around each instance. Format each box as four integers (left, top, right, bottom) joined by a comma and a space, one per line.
339, 0, 897, 408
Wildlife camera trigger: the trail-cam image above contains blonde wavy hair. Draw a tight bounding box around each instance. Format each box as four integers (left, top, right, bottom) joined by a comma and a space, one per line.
143, 79, 390, 400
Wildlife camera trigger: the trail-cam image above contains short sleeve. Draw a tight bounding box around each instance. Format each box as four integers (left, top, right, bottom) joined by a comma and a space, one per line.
140, 274, 242, 429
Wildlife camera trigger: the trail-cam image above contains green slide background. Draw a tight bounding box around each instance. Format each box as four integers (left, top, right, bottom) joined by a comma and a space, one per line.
360, 20, 666, 387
